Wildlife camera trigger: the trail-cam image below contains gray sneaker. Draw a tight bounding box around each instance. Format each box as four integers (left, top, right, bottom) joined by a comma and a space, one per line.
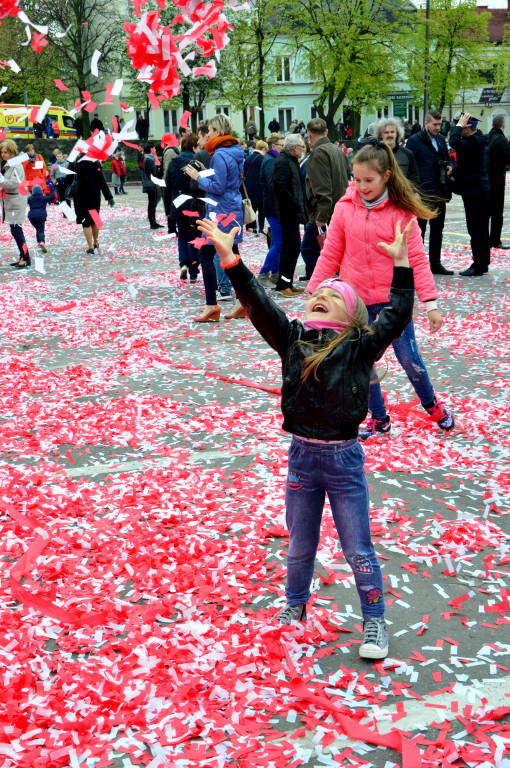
275, 603, 307, 625
269, 272, 279, 285
257, 273, 274, 288
359, 617, 389, 659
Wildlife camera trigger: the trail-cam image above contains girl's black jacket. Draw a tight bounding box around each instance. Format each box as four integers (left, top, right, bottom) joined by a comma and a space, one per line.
227, 261, 415, 441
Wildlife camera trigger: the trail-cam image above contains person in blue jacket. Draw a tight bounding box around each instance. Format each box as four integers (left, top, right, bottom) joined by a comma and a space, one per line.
27, 184, 49, 253
185, 113, 245, 322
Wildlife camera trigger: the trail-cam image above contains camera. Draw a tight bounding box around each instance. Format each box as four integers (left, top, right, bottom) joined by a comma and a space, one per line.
437, 159, 449, 185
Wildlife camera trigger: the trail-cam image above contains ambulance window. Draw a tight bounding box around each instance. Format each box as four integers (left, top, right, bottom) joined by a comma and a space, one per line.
62, 116, 74, 128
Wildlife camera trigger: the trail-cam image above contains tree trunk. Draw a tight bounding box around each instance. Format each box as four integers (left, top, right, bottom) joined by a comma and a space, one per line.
256, 29, 265, 137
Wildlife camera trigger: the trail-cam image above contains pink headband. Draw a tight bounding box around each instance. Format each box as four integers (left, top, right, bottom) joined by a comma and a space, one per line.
318, 278, 358, 319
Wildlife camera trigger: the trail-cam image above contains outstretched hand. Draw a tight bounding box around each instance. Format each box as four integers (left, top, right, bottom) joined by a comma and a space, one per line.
377, 220, 413, 267
197, 218, 240, 265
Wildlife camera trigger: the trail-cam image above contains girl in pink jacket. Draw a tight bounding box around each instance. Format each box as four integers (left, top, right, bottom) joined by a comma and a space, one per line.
308, 140, 454, 439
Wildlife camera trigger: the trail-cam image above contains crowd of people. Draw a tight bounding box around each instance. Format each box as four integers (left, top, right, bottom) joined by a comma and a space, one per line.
1, 108, 508, 655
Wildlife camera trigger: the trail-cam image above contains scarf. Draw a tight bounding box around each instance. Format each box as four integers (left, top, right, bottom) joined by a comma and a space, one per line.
205, 134, 239, 156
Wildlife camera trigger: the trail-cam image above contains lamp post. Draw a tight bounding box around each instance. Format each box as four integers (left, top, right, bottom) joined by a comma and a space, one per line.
423, 0, 431, 116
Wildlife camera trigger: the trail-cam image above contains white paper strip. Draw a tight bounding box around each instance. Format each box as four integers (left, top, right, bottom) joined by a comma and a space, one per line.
173, 194, 192, 208
91, 50, 101, 77
110, 79, 124, 96
198, 168, 215, 178
203, 197, 218, 206
59, 201, 76, 220
6, 153, 29, 167
34, 257, 46, 274
7, 60, 21, 73
151, 175, 166, 187
57, 167, 77, 176
34, 161, 44, 169
36, 99, 52, 125
0, 87, 7, 96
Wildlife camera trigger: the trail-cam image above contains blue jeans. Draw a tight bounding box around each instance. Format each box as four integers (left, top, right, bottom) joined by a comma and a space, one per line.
214, 252, 232, 294
285, 436, 385, 619
9, 224, 29, 260
175, 214, 199, 279
260, 215, 282, 274
300, 222, 320, 277
367, 303, 435, 419
29, 218, 46, 244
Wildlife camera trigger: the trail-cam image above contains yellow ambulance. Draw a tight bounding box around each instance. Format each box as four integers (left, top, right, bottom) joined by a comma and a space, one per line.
0, 104, 77, 139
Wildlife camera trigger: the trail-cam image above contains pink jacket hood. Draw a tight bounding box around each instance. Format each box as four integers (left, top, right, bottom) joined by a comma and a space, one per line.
308, 186, 438, 307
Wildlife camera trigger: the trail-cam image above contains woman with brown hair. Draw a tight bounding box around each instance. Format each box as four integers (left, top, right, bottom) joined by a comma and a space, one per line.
0, 139, 31, 269
184, 114, 245, 322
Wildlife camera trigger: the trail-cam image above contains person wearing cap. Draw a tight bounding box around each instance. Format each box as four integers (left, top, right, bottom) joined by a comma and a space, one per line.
486, 113, 510, 249
449, 112, 490, 276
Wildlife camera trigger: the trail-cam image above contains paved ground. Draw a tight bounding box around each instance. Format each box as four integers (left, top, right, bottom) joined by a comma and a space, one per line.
0, 184, 509, 768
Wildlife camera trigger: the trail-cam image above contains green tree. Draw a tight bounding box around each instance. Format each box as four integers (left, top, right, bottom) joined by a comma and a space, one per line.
405, 0, 490, 112
219, 0, 286, 136
0, 15, 64, 105
280, 0, 411, 140
33, 0, 124, 135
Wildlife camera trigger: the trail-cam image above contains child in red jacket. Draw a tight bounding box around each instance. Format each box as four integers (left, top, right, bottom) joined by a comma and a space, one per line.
308, 140, 454, 439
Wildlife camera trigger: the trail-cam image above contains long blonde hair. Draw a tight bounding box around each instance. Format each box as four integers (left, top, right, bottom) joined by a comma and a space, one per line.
354, 142, 437, 220
300, 295, 373, 382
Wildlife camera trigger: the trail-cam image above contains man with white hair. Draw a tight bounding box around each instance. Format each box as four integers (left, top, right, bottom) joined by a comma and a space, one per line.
487, 113, 510, 249
272, 134, 307, 296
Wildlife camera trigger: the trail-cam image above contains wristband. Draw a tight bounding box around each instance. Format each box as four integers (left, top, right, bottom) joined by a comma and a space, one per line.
221, 253, 241, 269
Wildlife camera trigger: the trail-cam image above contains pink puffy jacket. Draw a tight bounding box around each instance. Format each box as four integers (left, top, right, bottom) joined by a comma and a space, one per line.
307, 187, 438, 307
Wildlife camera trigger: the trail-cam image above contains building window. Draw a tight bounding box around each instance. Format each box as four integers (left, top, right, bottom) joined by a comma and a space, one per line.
276, 55, 291, 83
278, 108, 294, 131
311, 106, 318, 119
163, 110, 170, 132
216, 106, 229, 116
196, 109, 204, 123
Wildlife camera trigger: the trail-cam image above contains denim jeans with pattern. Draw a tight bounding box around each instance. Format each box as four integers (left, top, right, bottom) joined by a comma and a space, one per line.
285, 436, 385, 619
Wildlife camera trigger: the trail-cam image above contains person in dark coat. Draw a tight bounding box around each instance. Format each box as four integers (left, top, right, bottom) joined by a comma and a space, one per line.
411, 119, 421, 135
70, 154, 114, 254
449, 112, 490, 276
406, 109, 454, 275
27, 184, 49, 253
375, 118, 420, 186
89, 113, 104, 133
244, 140, 266, 235
272, 133, 307, 296
164, 133, 200, 283
268, 117, 280, 133
73, 114, 83, 139
136, 113, 149, 142
302, 117, 349, 278
142, 145, 163, 229
486, 113, 510, 249
258, 133, 285, 286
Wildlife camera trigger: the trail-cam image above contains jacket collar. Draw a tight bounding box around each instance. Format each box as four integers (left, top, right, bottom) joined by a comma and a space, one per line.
341, 185, 392, 210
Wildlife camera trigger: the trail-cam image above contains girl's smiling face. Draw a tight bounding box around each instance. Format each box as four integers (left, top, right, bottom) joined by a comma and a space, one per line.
353, 161, 390, 202
304, 286, 349, 325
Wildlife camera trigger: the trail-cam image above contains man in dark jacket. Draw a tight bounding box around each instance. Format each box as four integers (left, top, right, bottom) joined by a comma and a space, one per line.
411, 119, 421, 135
268, 117, 280, 133
406, 109, 454, 275
258, 133, 285, 286
449, 113, 490, 276
272, 134, 307, 296
486, 113, 510, 249
89, 113, 104, 133
301, 118, 348, 278
136, 113, 149, 141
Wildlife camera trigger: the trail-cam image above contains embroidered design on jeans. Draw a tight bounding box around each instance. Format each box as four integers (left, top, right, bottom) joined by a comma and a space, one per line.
352, 555, 373, 574
365, 588, 383, 605
287, 472, 303, 491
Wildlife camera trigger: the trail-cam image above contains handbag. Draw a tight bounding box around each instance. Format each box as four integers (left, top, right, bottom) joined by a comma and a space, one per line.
240, 172, 257, 225
64, 178, 78, 198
